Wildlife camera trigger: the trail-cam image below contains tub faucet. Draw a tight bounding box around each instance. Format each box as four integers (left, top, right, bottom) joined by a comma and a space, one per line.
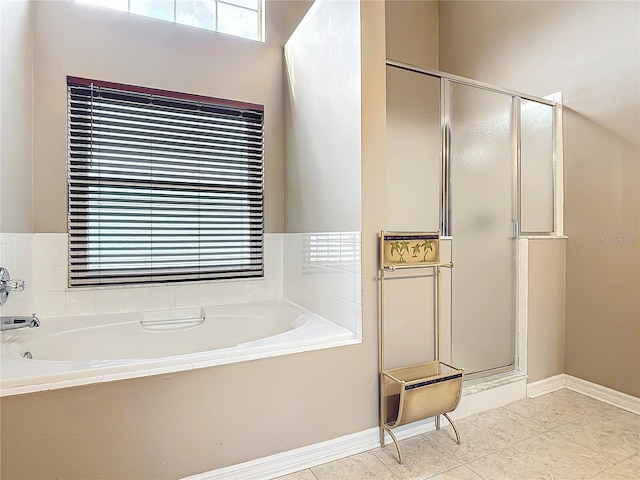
1, 314, 41, 331
0, 267, 27, 306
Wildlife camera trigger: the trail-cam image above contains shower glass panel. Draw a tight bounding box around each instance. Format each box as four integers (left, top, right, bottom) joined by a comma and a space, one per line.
521, 99, 555, 233
449, 82, 515, 376
386, 67, 441, 231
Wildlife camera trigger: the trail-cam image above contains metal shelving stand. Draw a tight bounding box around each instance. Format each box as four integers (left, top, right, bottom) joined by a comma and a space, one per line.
378, 231, 464, 464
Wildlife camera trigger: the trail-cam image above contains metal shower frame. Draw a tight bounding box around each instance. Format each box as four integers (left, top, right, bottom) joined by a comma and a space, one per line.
386, 59, 558, 239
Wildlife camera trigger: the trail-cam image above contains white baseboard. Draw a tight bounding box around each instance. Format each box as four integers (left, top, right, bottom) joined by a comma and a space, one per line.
181, 418, 437, 480
182, 427, 379, 480
528, 374, 640, 415
527, 374, 566, 398
566, 375, 640, 415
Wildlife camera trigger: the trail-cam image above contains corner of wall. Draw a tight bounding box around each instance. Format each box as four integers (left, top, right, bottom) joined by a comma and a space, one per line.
434, 0, 439, 70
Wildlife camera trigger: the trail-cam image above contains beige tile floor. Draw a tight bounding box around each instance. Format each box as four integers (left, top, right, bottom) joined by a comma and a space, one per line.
276, 389, 640, 480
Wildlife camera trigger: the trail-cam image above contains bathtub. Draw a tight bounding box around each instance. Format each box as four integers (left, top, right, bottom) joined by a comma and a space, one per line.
0, 300, 357, 396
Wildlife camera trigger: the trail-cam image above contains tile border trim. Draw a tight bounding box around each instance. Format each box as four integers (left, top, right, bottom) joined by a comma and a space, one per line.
527, 374, 640, 415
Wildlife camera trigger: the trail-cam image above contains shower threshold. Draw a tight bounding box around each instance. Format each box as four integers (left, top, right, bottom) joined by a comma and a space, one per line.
463, 369, 527, 396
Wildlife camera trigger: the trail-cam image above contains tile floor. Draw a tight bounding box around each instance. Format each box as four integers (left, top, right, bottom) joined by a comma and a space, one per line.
276, 389, 640, 480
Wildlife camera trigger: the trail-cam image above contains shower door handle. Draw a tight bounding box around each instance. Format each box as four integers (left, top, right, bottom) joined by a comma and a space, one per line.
510, 220, 519, 238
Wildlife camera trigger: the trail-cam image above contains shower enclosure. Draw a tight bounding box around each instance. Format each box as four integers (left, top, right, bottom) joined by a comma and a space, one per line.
386, 61, 557, 378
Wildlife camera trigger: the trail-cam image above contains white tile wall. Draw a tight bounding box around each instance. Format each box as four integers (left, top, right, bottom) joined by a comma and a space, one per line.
264, 279, 283, 300
551, 92, 564, 236
198, 282, 222, 305
2, 233, 285, 319
283, 232, 362, 337
34, 234, 67, 268
33, 266, 66, 292
0, 233, 34, 317
264, 234, 283, 281
517, 238, 529, 375
244, 281, 265, 302
3, 230, 361, 341
454, 375, 528, 421
66, 290, 96, 315
222, 281, 245, 303
94, 289, 124, 314
34, 291, 66, 317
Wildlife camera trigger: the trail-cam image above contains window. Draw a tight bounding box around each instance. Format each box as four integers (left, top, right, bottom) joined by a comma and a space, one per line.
67, 77, 264, 287
76, 0, 263, 41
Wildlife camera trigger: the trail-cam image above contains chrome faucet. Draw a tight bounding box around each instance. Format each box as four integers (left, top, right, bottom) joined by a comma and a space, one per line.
0, 267, 27, 306
1, 313, 41, 331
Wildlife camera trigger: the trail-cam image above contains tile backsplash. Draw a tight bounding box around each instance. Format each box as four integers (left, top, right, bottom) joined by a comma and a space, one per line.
284, 232, 362, 338
1, 232, 362, 337
1, 233, 284, 318
0, 234, 34, 317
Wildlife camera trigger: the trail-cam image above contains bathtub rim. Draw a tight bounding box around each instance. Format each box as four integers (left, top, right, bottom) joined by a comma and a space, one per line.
0, 300, 360, 397
4, 302, 314, 362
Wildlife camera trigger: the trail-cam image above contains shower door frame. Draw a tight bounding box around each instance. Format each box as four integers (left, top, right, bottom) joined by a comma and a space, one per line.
386, 60, 558, 379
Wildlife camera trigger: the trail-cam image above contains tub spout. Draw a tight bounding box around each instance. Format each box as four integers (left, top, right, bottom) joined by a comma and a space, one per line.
1, 314, 41, 331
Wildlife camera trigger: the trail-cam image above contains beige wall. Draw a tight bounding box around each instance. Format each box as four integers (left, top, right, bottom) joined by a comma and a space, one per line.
5, 2, 638, 478
0, 2, 390, 479
284, 0, 361, 233
385, 0, 438, 69
527, 239, 566, 383
385, 66, 441, 231
30, 0, 310, 234
383, 0, 444, 360
0, 0, 33, 233
439, 0, 640, 396
1, 346, 379, 480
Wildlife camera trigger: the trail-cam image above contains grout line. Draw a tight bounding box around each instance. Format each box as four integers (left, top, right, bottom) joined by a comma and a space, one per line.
583, 459, 617, 480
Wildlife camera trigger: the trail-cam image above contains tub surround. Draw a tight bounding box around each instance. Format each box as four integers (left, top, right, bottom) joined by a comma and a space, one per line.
27, 233, 285, 318
0, 231, 364, 396
284, 232, 361, 336
1, 232, 363, 320
1, 300, 357, 397
0, 234, 34, 318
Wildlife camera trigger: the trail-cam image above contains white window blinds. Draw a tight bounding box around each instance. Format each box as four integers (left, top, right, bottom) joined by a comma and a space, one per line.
67, 77, 264, 287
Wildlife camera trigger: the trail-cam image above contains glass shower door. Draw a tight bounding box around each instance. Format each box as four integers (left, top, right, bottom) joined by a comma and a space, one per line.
449, 82, 516, 376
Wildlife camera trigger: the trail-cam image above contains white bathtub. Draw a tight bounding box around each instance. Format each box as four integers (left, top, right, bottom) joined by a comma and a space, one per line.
0, 300, 357, 396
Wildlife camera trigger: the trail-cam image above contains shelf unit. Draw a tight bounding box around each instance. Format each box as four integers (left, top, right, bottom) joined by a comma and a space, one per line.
378, 231, 464, 464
